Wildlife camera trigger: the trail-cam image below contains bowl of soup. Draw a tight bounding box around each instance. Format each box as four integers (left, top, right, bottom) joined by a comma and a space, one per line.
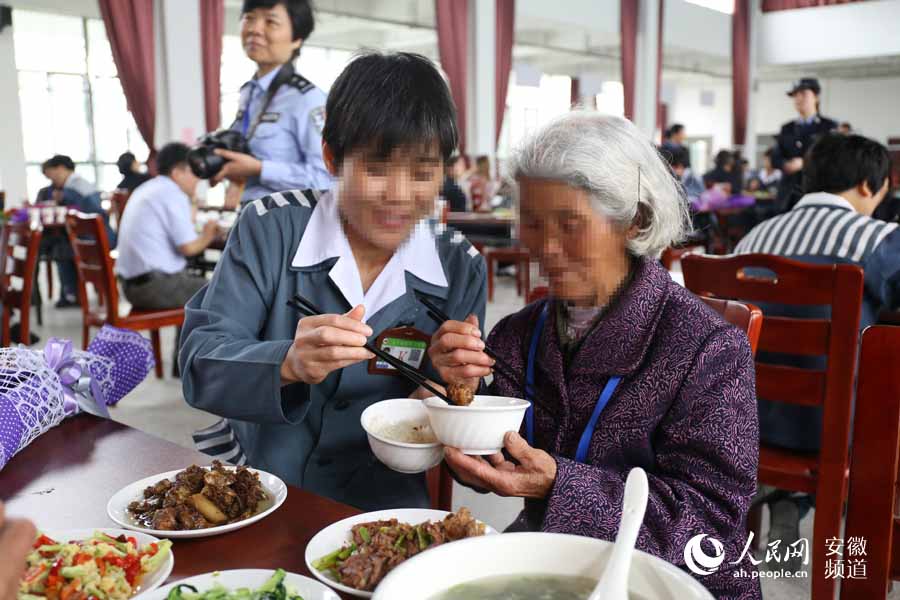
371, 532, 715, 600
423, 396, 530, 455
361, 398, 444, 474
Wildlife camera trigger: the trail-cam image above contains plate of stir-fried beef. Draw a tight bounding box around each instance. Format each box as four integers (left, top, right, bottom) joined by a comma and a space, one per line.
305, 508, 494, 598
106, 461, 287, 538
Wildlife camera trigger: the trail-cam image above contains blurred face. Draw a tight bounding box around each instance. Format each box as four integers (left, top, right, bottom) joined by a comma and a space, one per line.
335, 144, 444, 253
43, 166, 69, 188
672, 129, 686, 144
450, 158, 466, 179
791, 89, 817, 116
672, 164, 685, 177
518, 177, 631, 305
241, 4, 301, 69
170, 164, 200, 197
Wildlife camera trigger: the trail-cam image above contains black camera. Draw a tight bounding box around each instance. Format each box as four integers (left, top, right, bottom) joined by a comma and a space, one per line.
188, 130, 250, 179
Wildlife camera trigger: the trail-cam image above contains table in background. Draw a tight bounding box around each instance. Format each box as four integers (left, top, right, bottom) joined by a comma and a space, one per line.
445, 211, 515, 249
1, 415, 361, 599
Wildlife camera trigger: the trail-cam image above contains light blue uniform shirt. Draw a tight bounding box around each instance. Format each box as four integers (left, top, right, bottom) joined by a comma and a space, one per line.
179, 189, 487, 510
115, 176, 197, 279
231, 66, 333, 203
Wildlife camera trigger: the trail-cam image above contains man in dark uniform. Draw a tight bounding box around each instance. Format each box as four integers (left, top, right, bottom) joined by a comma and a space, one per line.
771, 77, 838, 212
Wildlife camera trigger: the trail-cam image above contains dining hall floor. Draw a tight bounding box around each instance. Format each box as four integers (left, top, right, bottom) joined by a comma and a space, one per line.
25, 262, 869, 600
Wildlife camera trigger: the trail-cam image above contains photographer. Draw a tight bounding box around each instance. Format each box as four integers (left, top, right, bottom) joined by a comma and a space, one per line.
214, 0, 331, 204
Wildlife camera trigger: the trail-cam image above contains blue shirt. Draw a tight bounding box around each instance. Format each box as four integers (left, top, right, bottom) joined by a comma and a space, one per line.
231, 67, 333, 203
115, 176, 198, 279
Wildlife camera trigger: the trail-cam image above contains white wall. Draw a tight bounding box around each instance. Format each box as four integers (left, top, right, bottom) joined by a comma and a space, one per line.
754, 78, 900, 143
156, 0, 206, 146
0, 24, 27, 206
666, 78, 733, 154
664, 0, 730, 57
760, 0, 900, 65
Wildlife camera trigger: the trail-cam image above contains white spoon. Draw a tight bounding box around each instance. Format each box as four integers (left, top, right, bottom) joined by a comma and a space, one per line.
588, 467, 650, 600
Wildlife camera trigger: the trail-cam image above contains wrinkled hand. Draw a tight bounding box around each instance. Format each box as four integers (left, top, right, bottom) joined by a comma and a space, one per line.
281, 304, 375, 385
427, 314, 494, 393
0, 501, 36, 600
211, 149, 262, 185
444, 432, 558, 499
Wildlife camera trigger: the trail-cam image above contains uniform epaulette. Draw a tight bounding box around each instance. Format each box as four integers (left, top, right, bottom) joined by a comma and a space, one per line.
288, 74, 315, 94
249, 189, 319, 216
429, 220, 481, 259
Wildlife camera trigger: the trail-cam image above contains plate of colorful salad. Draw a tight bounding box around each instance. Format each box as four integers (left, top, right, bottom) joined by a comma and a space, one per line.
142, 569, 339, 600
18, 529, 173, 600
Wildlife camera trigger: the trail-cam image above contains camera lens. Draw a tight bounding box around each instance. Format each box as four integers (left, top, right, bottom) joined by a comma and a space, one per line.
188, 147, 225, 179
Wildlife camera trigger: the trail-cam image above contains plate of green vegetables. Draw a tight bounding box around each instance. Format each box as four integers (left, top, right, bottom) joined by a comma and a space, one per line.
143, 569, 339, 600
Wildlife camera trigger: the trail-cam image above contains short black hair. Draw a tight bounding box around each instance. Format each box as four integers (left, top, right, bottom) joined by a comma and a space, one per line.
117, 152, 136, 175
714, 150, 734, 169
242, 0, 314, 59
42, 154, 75, 172
665, 148, 690, 169
323, 51, 458, 168
156, 143, 191, 176
804, 133, 890, 196
668, 123, 685, 137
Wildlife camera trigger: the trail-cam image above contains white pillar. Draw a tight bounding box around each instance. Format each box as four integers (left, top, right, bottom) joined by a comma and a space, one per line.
0, 22, 27, 207
466, 0, 496, 161
633, 0, 660, 140
743, 0, 761, 166
155, 0, 206, 148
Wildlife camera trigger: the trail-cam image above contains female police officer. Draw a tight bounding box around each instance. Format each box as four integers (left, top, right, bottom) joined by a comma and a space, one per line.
180, 52, 487, 511
213, 0, 333, 203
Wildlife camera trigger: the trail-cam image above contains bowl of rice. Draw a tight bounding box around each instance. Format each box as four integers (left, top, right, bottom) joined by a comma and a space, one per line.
361, 398, 444, 474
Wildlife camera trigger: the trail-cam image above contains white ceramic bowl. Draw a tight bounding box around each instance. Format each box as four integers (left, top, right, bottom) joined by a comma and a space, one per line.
373, 532, 715, 600
361, 399, 444, 473
423, 395, 530, 455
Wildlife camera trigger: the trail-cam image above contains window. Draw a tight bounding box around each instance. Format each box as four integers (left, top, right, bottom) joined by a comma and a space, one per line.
14, 9, 147, 201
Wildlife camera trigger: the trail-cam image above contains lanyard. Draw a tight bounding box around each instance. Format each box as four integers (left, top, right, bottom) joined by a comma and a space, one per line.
525, 302, 622, 465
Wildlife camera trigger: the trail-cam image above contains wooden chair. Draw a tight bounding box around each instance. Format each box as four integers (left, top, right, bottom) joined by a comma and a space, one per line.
65, 211, 184, 378
0, 218, 42, 347
660, 244, 704, 271
485, 245, 531, 302
426, 464, 453, 511
109, 189, 130, 231
682, 253, 864, 600
840, 325, 900, 600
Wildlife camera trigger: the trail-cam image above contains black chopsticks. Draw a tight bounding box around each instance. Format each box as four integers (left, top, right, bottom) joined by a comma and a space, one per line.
286, 294, 452, 404
414, 292, 519, 385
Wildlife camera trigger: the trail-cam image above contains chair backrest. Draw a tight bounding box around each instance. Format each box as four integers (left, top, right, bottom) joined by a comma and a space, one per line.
841, 325, 900, 600
698, 296, 764, 357
0, 215, 42, 347
682, 254, 863, 428
660, 245, 704, 271
65, 211, 119, 325
110, 189, 130, 229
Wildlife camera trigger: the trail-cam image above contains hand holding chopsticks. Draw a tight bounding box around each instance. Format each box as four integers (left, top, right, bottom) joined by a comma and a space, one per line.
286, 295, 453, 404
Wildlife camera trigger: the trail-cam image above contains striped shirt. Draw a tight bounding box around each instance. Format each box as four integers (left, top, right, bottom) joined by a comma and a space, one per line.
735, 192, 898, 263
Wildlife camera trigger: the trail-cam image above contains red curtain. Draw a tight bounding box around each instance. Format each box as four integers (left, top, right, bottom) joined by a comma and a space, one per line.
620, 0, 638, 121
98, 0, 155, 155
655, 0, 664, 132
732, 0, 750, 146
200, 0, 225, 132
762, 0, 861, 11
495, 0, 515, 144
436, 0, 469, 154
570, 77, 580, 106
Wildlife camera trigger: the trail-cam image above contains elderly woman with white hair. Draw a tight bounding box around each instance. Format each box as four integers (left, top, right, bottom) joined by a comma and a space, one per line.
429, 112, 761, 599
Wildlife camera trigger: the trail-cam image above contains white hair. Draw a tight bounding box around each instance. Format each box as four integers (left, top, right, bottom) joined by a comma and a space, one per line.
508, 111, 690, 258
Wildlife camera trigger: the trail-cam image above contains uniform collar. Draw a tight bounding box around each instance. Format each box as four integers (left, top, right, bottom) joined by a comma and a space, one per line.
794, 192, 855, 212
291, 189, 448, 323
248, 67, 281, 93
797, 114, 820, 126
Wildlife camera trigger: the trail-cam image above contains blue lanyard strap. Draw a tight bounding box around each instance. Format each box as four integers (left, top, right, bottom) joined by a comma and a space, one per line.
524, 301, 623, 464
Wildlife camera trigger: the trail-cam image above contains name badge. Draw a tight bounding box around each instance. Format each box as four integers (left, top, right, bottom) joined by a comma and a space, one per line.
368, 326, 430, 377
260, 112, 281, 123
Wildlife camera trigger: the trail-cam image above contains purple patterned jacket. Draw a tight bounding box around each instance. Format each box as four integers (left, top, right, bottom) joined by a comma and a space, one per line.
487, 258, 762, 600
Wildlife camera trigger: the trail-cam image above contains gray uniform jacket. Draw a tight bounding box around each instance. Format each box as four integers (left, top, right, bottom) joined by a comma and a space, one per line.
179, 189, 487, 510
